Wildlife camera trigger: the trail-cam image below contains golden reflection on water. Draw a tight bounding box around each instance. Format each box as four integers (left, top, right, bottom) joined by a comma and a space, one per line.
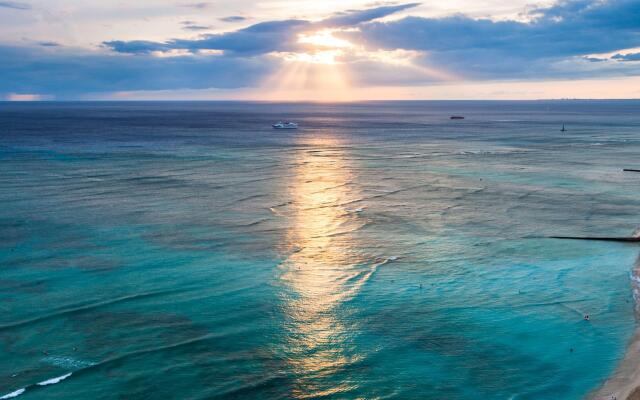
278, 136, 375, 398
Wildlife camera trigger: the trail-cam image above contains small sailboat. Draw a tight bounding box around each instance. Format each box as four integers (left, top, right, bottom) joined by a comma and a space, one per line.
561, 124, 566, 132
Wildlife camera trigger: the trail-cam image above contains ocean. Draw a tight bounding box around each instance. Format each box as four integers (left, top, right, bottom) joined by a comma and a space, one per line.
1, 100, 639, 399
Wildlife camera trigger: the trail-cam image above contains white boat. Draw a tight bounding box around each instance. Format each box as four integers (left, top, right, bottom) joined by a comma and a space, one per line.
272, 121, 298, 129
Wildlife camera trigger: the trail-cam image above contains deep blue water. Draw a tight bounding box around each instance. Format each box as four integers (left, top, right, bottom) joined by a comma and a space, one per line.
1, 100, 640, 399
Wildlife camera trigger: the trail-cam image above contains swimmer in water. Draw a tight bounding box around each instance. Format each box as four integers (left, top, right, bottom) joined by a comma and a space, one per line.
584, 314, 590, 321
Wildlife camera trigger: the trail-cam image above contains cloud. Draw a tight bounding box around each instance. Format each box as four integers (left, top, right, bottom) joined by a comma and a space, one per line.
172, 20, 311, 55
344, 0, 640, 79
102, 40, 169, 54
321, 3, 419, 27
353, 2, 640, 57
104, 3, 420, 56
0, 1, 30, 10
220, 16, 246, 23
0, 45, 277, 97
37, 41, 60, 47
3, 0, 640, 99
181, 2, 210, 9
103, 19, 311, 55
583, 56, 607, 62
612, 52, 640, 61
182, 25, 212, 31
181, 21, 213, 31
5, 93, 49, 101
101, 0, 640, 81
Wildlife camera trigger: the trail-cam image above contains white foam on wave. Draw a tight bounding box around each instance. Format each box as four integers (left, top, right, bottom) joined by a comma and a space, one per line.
42, 355, 95, 369
0, 388, 25, 399
0, 372, 74, 399
373, 256, 400, 267
37, 372, 72, 386
630, 252, 640, 316
631, 273, 640, 309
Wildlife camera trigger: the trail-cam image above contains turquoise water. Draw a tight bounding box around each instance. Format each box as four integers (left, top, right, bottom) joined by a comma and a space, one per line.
1, 101, 640, 399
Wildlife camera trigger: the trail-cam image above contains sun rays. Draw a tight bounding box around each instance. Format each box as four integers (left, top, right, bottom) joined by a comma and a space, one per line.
256, 29, 458, 102
257, 30, 353, 101
260, 59, 353, 102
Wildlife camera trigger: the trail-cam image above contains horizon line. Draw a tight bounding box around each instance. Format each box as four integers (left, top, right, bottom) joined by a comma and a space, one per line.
2, 98, 640, 103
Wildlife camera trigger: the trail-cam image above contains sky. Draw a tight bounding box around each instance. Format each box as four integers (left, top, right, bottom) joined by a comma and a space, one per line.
1, 0, 639, 101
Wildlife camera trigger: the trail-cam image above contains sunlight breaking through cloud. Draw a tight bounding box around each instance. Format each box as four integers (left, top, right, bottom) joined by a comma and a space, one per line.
2, 0, 640, 99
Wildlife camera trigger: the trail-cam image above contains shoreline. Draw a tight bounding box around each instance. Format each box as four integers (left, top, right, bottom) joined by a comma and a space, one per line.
590, 255, 640, 400
590, 330, 640, 400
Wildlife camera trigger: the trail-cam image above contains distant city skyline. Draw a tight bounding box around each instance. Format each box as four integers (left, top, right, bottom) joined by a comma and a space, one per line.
1, 0, 639, 100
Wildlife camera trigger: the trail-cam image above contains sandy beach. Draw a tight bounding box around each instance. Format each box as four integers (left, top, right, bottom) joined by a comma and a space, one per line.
590, 330, 640, 400
591, 255, 640, 400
